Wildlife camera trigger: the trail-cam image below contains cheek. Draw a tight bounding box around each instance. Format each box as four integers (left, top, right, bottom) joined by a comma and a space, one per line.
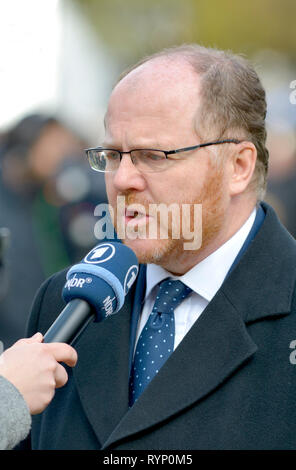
104, 162, 207, 206
152, 171, 203, 204
105, 174, 116, 201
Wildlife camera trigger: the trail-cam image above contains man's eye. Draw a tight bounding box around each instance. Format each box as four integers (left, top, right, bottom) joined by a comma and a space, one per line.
143, 151, 164, 161
103, 151, 118, 160
109, 153, 119, 160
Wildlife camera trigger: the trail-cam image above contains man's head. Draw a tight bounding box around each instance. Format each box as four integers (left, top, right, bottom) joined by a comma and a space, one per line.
102, 44, 268, 274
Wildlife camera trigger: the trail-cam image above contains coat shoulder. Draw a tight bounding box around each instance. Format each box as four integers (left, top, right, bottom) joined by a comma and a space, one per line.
26, 268, 69, 336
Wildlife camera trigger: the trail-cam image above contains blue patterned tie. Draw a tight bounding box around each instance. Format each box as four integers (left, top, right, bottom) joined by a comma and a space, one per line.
129, 279, 192, 406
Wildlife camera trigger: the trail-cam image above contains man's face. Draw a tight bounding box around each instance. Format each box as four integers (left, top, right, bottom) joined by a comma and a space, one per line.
104, 59, 230, 270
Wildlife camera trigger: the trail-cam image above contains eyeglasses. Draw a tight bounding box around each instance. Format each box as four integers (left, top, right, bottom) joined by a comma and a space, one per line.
85, 139, 241, 174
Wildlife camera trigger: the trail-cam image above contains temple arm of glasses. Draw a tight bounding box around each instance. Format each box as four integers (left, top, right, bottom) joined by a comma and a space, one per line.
166, 139, 242, 155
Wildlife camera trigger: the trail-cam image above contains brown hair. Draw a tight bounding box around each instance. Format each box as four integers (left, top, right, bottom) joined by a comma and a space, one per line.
115, 44, 269, 200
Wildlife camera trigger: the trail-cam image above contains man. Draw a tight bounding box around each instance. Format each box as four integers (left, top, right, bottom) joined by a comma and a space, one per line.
23, 44, 296, 449
0, 333, 77, 449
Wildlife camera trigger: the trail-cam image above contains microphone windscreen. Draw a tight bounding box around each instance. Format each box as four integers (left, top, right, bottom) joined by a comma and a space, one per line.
62, 242, 138, 322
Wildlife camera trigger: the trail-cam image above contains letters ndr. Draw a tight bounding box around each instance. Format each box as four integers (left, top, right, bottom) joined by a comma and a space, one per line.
65, 275, 86, 289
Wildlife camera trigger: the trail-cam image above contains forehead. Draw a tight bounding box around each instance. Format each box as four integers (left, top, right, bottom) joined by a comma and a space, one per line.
105, 58, 202, 145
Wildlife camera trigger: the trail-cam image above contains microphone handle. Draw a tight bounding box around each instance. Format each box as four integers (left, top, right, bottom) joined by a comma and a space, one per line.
43, 299, 95, 345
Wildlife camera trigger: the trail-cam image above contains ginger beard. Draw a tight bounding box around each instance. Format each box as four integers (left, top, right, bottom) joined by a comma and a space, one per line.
109, 162, 227, 266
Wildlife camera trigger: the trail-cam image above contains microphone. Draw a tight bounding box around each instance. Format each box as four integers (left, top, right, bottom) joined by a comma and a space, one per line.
43, 242, 139, 345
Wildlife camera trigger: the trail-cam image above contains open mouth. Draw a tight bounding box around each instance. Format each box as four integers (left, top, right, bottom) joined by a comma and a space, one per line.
125, 206, 149, 226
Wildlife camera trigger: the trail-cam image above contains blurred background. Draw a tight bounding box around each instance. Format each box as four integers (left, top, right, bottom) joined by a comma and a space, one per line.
0, 0, 295, 347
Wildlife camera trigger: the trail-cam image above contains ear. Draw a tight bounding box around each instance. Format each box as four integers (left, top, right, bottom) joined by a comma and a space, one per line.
228, 141, 257, 196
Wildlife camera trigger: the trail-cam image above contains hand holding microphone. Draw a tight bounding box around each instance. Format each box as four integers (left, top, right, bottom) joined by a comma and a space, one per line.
43, 242, 139, 344
0, 242, 137, 450
1, 242, 138, 417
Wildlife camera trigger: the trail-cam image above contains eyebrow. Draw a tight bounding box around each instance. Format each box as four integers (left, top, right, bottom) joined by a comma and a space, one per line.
100, 141, 176, 150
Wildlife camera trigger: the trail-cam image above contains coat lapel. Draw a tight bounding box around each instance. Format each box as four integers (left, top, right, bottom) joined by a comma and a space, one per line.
71, 265, 146, 447
128, 265, 147, 375
72, 290, 133, 447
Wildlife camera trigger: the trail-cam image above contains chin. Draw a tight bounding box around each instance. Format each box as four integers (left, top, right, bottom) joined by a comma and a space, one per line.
121, 237, 178, 265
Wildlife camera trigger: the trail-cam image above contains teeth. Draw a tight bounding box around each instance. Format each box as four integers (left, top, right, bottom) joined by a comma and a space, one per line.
126, 210, 136, 217
126, 207, 144, 218
129, 212, 142, 219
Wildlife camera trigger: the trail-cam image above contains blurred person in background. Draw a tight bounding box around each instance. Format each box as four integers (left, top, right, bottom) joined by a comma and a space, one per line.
0, 113, 107, 348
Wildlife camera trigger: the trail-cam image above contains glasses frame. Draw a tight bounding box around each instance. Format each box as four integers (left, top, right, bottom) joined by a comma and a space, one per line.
85, 139, 242, 172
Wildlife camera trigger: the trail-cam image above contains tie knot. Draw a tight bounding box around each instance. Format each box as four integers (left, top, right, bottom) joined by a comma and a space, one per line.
152, 279, 192, 314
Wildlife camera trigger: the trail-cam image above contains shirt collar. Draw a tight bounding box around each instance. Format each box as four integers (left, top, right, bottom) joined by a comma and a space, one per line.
145, 208, 257, 302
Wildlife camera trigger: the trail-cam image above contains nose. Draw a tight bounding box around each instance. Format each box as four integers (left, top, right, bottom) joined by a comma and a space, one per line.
110, 154, 146, 193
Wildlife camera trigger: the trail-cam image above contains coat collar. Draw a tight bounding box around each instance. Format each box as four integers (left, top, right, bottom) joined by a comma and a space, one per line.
222, 202, 296, 322
73, 202, 296, 449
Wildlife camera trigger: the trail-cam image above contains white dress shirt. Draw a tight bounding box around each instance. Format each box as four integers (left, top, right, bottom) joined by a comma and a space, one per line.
134, 208, 256, 352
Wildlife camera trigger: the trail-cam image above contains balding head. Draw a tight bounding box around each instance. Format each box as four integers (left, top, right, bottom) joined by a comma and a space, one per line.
106, 57, 202, 141
112, 55, 198, 95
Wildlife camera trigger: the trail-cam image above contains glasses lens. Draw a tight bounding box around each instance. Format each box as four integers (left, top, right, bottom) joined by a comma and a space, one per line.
131, 150, 167, 172
87, 149, 120, 172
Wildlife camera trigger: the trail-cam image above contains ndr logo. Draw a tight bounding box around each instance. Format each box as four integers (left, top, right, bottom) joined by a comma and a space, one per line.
65, 274, 92, 290
84, 244, 115, 264
102, 295, 116, 316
